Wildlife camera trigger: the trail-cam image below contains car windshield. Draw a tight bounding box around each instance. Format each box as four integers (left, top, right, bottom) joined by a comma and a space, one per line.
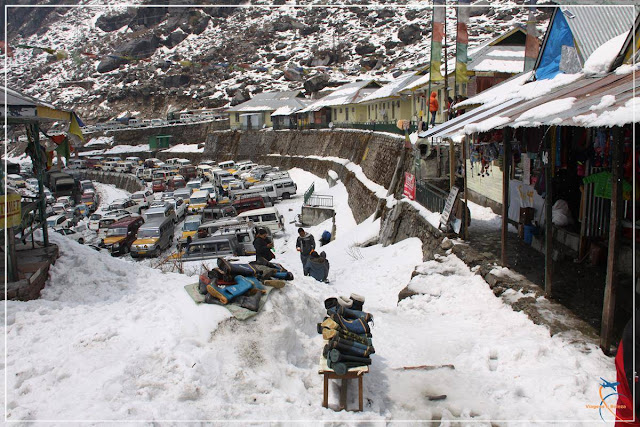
46, 219, 57, 227
90, 214, 101, 220
132, 193, 144, 200
107, 227, 128, 236
190, 196, 207, 204
153, 180, 163, 185
81, 195, 93, 201
138, 229, 159, 238
99, 219, 116, 228
146, 212, 164, 221
183, 221, 200, 231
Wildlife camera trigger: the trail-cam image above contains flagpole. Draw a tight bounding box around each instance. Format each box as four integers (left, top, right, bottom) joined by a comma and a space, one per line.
443, 2, 448, 115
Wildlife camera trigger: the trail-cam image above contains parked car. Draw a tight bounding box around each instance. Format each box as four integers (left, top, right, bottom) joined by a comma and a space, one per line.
130, 217, 175, 258
210, 223, 258, 255
201, 205, 237, 222
172, 235, 242, 261
100, 216, 145, 256
232, 196, 266, 215
64, 205, 84, 223
55, 228, 85, 244
25, 178, 39, 192
6, 174, 26, 188
76, 203, 90, 218
131, 189, 154, 209
165, 197, 186, 220
186, 178, 203, 192
108, 198, 142, 215
47, 214, 71, 230
81, 191, 98, 211
271, 178, 297, 199
143, 204, 177, 224
187, 190, 212, 214
173, 187, 193, 202
179, 165, 197, 181
88, 212, 103, 231
167, 175, 187, 191
52, 202, 69, 215
97, 213, 131, 240
152, 179, 166, 193
43, 188, 55, 204
236, 207, 284, 234
177, 215, 202, 250
56, 196, 75, 207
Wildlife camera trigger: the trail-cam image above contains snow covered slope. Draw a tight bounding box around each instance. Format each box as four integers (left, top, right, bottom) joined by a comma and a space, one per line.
3, 168, 614, 422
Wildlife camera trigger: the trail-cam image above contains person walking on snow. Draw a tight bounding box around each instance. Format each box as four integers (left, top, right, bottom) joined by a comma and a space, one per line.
304, 250, 330, 282
429, 91, 439, 127
296, 227, 316, 268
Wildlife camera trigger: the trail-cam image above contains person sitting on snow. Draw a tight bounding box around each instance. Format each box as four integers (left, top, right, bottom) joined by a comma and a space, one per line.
304, 250, 330, 282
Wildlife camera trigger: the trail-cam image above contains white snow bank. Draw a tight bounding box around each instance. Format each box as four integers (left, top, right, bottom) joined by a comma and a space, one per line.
517, 97, 576, 122
161, 144, 204, 153
584, 31, 629, 75
464, 115, 511, 134
589, 95, 616, 111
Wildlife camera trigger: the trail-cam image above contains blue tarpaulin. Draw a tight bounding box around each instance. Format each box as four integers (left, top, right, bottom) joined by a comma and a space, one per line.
536, 11, 575, 80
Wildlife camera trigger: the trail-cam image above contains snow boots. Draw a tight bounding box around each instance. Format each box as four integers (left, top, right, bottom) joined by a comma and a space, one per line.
234, 291, 261, 312
206, 278, 253, 304
318, 293, 374, 373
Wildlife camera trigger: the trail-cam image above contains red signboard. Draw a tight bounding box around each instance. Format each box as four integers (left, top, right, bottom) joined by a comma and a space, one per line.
403, 172, 416, 200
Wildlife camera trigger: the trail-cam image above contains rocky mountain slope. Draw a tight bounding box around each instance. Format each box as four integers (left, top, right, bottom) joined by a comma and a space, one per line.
5, 0, 552, 123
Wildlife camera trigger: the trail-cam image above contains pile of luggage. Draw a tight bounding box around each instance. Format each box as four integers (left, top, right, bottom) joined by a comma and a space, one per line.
318, 294, 375, 375
198, 258, 294, 311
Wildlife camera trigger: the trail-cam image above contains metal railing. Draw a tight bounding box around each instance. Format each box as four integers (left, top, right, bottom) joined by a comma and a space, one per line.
332, 121, 418, 135
415, 180, 448, 214
305, 194, 334, 208
303, 183, 315, 205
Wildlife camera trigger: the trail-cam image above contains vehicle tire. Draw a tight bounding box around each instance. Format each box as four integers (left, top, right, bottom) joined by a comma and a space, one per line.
282, 192, 290, 199
78, 238, 84, 244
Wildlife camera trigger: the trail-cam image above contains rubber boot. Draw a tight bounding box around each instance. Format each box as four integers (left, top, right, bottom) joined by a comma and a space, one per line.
329, 349, 371, 365
320, 325, 372, 346
338, 296, 353, 308
235, 275, 265, 293
350, 293, 365, 311
331, 336, 375, 354
329, 339, 372, 358
337, 305, 373, 323
264, 279, 285, 289
330, 313, 370, 335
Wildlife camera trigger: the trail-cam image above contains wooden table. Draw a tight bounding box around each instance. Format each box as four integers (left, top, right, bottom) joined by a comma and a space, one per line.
319, 356, 369, 412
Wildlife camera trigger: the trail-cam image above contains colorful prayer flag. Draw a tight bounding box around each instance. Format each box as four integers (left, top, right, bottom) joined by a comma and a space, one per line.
430, 0, 445, 81
455, 0, 470, 83
69, 112, 84, 142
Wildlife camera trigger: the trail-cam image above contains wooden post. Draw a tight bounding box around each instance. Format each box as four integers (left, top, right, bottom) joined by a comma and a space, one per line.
600, 126, 623, 353
449, 140, 455, 190
462, 134, 469, 240
544, 127, 554, 297
7, 226, 18, 282
501, 128, 512, 267
436, 143, 441, 177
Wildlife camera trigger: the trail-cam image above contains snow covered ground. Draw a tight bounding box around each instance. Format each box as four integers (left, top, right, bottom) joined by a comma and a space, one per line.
3, 168, 615, 423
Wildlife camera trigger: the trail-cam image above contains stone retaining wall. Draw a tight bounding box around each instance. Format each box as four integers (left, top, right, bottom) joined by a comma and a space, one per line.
69, 170, 145, 194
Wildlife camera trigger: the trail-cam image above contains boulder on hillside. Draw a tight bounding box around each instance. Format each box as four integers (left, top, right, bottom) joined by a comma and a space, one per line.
283, 68, 303, 81
97, 56, 125, 74
163, 74, 191, 88
180, 10, 210, 35
161, 30, 188, 48
231, 89, 250, 106
355, 42, 376, 55
300, 24, 320, 36
96, 10, 133, 32
397, 24, 422, 45
405, 9, 419, 21
303, 73, 330, 94
470, 0, 492, 17
376, 9, 395, 19
120, 34, 161, 59
128, 7, 168, 30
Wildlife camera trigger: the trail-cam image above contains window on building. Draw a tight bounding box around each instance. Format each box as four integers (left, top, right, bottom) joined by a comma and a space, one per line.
339, 108, 342, 113
352, 107, 355, 112
462, 83, 467, 94
391, 102, 395, 118
235, 113, 239, 121
345, 107, 349, 121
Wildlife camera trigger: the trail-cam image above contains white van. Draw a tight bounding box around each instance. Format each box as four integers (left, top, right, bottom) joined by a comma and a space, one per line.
218, 160, 235, 170
271, 178, 297, 199
213, 170, 233, 188
187, 190, 211, 214
247, 182, 278, 201
143, 204, 177, 224
237, 207, 284, 234
67, 159, 86, 169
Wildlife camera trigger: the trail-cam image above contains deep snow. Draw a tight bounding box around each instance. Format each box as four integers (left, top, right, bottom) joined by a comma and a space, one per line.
3, 168, 615, 423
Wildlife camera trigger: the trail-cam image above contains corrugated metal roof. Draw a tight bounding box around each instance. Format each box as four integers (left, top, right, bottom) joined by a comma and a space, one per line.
226, 91, 311, 113
561, 5, 635, 62
298, 80, 379, 112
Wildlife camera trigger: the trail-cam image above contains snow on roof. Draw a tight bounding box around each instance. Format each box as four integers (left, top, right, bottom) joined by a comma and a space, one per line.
161, 144, 204, 153
459, 71, 582, 109
468, 46, 526, 74
299, 80, 379, 112
360, 72, 422, 103
227, 91, 311, 113
271, 106, 299, 116
84, 136, 114, 147
583, 30, 629, 75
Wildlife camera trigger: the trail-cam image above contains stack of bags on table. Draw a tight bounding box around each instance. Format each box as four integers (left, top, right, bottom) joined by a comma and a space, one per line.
317, 294, 374, 375
198, 258, 294, 311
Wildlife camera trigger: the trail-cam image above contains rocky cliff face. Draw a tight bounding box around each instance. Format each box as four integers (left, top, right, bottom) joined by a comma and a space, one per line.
5, 0, 552, 123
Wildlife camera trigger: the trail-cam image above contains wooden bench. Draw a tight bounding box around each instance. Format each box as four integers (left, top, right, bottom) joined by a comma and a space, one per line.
319, 356, 369, 412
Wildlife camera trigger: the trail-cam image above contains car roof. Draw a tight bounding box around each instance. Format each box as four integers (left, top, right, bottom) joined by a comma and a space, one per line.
109, 216, 143, 228
192, 235, 235, 244
191, 190, 209, 197
48, 214, 66, 220
237, 207, 279, 216
185, 215, 201, 222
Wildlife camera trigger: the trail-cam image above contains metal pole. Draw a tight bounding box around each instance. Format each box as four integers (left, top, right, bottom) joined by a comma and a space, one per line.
462, 134, 469, 240
544, 127, 553, 296
600, 126, 623, 353
443, 3, 448, 114
501, 128, 512, 267
449, 139, 455, 190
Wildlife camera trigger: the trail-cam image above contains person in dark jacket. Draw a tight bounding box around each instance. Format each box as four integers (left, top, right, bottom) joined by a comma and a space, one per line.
304, 250, 329, 282
296, 227, 316, 268
615, 314, 639, 425
253, 228, 275, 266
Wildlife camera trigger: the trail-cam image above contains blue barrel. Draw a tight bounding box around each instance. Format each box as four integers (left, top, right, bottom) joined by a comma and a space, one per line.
524, 225, 535, 244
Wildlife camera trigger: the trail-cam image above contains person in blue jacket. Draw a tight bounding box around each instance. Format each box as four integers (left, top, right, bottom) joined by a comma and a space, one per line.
304, 250, 330, 282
